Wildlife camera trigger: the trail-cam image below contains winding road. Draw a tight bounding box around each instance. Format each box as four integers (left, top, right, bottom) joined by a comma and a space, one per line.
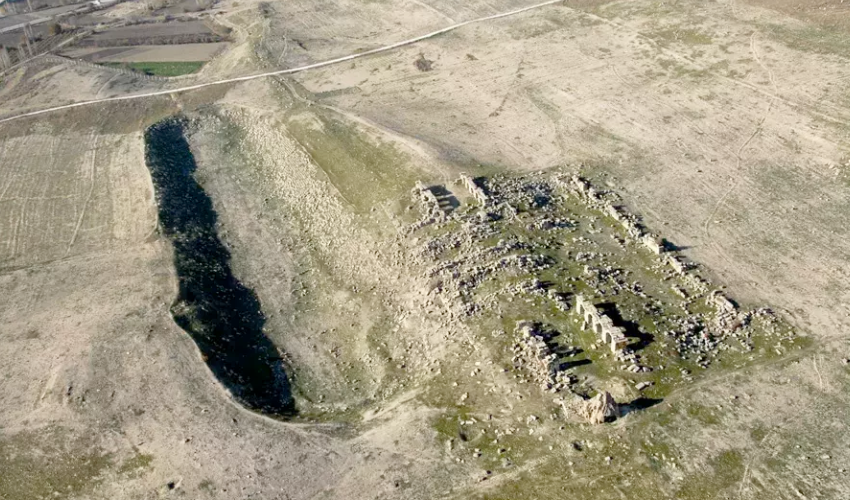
0, 0, 562, 125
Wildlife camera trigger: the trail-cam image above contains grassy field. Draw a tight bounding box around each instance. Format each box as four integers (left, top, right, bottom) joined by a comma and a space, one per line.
101, 61, 205, 77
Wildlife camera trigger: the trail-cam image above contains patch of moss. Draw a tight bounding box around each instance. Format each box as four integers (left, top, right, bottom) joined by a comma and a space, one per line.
760, 23, 850, 59
0, 428, 113, 500
101, 61, 205, 77
676, 449, 745, 499
648, 27, 713, 47
283, 108, 420, 215
684, 402, 722, 426
118, 452, 154, 476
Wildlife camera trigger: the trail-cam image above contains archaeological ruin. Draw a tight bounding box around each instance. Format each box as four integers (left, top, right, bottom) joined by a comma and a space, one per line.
575, 295, 629, 353
406, 169, 795, 424
460, 173, 490, 206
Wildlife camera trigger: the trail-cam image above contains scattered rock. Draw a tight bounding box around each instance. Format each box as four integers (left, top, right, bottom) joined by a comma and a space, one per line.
635, 381, 652, 391
580, 391, 619, 424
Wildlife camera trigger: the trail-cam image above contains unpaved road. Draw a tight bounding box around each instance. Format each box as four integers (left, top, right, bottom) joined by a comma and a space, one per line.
0, 0, 562, 125
3, 1, 850, 499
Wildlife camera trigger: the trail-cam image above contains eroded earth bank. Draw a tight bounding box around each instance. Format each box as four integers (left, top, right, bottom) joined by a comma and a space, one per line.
2, 1, 850, 499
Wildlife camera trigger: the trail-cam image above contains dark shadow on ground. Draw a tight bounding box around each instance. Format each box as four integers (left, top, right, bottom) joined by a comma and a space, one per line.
553, 346, 582, 357
662, 238, 691, 252
470, 176, 491, 196
428, 185, 460, 212
619, 397, 664, 417
596, 302, 654, 351
559, 359, 592, 370
144, 118, 295, 417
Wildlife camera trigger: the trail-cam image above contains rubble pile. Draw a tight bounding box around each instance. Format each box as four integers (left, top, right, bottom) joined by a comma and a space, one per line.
405, 170, 794, 410
575, 294, 629, 353
546, 289, 571, 313
512, 321, 574, 392
460, 173, 490, 206
710, 290, 766, 339
579, 391, 620, 424
425, 252, 555, 316
412, 181, 445, 222
564, 174, 661, 250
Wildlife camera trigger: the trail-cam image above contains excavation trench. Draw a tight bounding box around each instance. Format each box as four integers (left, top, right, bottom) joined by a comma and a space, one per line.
144, 117, 295, 416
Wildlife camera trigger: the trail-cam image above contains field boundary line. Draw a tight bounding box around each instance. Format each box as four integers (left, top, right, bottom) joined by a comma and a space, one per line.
0, 0, 562, 125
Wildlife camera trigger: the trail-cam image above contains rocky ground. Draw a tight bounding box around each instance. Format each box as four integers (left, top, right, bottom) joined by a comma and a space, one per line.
1, 1, 850, 499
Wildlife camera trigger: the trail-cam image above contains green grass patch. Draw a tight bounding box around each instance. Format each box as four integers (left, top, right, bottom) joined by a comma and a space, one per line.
282, 107, 421, 215
102, 61, 205, 77
677, 449, 745, 499
761, 23, 850, 59
117, 452, 153, 476
0, 428, 113, 500
649, 27, 713, 46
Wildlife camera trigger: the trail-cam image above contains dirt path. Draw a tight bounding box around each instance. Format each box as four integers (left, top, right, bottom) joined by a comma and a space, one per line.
0, 0, 563, 125
701, 32, 778, 242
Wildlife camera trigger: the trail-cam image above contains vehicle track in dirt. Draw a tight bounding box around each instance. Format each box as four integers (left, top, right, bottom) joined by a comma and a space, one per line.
0, 0, 563, 125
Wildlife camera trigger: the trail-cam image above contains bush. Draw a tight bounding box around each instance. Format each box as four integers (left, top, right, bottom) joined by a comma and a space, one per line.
48, 23, 63, 36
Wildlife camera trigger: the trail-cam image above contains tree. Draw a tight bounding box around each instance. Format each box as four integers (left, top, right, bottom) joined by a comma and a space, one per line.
0, 46, 11, 70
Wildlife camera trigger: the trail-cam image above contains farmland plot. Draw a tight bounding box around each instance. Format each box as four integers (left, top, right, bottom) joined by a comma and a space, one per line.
0, 132, 156, 268
61, 42, 228, 62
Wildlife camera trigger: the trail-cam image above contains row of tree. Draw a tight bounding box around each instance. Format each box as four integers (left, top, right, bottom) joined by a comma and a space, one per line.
0, 22, 63, 70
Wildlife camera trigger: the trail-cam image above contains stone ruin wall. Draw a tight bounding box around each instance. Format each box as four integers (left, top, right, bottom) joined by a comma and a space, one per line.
411, 171, 754, 349
412, 181, 443, 217
575, 294, 629, 353
565, 174, 676, 269
460, 173, 490, 206
558, 173, 769, 349
513, 321, 573, 392
405, 171, 785, 422
562, 174, 736, 317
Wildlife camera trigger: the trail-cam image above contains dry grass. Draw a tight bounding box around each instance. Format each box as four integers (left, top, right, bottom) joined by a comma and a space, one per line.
1, 0, 849, 498
742, 0, 850, 32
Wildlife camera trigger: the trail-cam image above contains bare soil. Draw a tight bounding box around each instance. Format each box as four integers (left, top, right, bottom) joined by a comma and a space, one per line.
78, 20, 222, 47
60, 42, 228, 62
1, 0, 849, 499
